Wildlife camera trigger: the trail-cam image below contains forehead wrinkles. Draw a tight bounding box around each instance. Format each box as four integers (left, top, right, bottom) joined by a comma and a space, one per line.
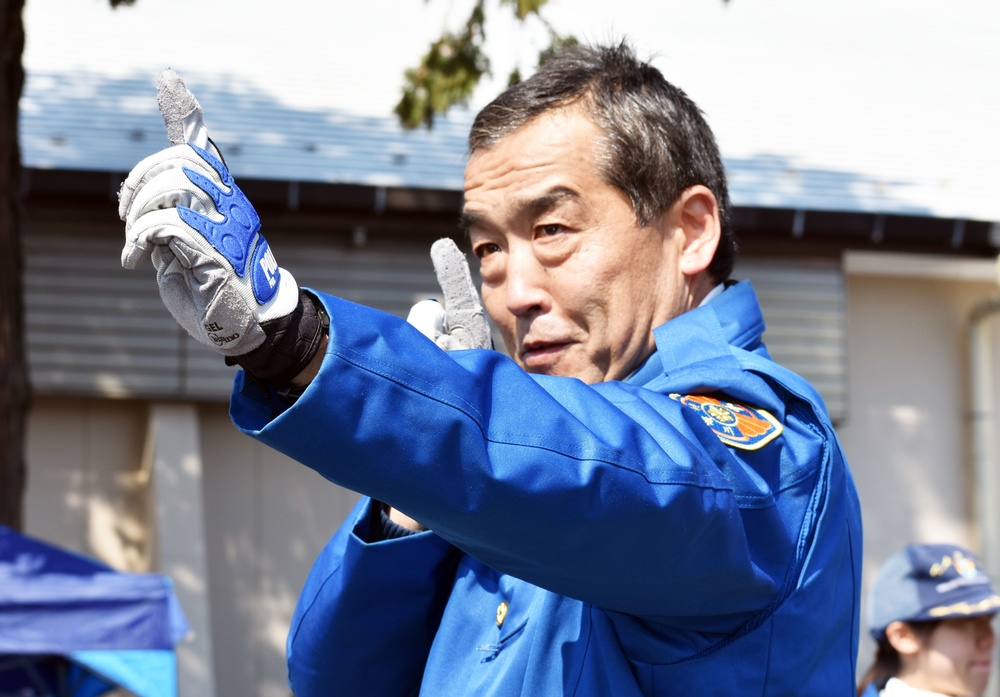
463, 159, 554, 233
463, 111, 604, 227
467, 106, 602, 181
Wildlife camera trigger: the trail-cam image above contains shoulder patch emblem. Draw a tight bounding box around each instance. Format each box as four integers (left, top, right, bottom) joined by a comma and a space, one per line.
669, 394, 783, 450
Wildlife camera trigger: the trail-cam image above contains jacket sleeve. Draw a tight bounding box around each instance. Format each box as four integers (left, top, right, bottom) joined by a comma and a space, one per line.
232, 293, 824, 623
286, 497, 460, 697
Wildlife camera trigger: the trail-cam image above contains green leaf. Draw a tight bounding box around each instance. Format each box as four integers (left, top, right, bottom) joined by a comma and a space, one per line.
499, 0, 549, 21
398, 0, 570, 129
395, 1, 490, 129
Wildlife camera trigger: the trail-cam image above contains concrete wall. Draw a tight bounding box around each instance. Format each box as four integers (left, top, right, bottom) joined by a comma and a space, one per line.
25, 398, 359, 697
839, 251, 1000, 683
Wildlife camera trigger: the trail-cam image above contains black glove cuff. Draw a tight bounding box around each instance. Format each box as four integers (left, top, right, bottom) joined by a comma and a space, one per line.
225, 290, 329, 390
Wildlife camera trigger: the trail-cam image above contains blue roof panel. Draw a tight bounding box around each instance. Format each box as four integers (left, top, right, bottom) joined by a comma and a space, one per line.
18, 68, 997, 223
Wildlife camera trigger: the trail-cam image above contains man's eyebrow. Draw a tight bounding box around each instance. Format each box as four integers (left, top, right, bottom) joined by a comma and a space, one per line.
458, 210, 480, 236
459, 188, 580, 235
527, 188, 579, 217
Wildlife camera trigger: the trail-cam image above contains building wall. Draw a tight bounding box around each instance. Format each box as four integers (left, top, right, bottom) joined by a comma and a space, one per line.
25, 398, 360, 697
199, 405, 359, 697
25, 398, 152, 571
838, 252, 1000, 679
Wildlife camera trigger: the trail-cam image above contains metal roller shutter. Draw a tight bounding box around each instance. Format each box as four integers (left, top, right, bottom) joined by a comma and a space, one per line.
24, 225, 448, 401
734, 258, 848, 423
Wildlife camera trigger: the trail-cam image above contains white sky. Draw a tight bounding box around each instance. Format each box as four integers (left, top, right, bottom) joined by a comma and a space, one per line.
21, 0, 1000, 219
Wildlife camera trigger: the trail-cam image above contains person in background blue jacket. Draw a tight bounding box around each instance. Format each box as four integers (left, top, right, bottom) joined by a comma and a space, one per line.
119, 41, 863, 696
858, 543, 1000, 697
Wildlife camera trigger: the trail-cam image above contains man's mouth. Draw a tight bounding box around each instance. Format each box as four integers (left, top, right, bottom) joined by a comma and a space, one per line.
520, 340, 570, 369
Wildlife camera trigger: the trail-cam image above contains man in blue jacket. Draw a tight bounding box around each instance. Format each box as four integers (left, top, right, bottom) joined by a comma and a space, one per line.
120, 41, 862, 695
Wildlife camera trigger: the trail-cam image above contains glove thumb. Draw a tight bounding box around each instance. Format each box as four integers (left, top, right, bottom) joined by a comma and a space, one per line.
156, 68, 220, 158
430, 238, 492, 350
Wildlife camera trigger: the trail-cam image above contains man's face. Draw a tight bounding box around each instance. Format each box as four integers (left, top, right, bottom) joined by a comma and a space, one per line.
462, 106, 697, 384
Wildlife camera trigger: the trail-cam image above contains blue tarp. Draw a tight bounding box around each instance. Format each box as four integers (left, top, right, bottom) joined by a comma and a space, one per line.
0, 526, 189, 697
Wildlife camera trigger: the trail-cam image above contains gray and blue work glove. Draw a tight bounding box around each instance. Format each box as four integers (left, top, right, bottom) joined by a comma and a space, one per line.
119, 69, 325, 388
407, 238, 492, 351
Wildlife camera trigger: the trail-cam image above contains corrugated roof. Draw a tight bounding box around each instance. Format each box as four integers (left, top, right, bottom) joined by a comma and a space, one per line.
19, 70, 473, 191
20, 67, 982, 223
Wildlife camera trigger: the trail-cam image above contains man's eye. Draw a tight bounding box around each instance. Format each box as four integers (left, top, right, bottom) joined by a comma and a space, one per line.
539, 224, 563, 236
474, 242, 501, 258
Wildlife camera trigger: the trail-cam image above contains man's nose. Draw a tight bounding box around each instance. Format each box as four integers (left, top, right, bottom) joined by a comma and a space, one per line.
504, 246, 549, 317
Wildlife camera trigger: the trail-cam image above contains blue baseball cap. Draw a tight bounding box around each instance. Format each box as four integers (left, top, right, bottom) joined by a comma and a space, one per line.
868, 543, 1000, 639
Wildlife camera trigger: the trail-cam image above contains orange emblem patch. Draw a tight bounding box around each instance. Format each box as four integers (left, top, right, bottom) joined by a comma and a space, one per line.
669, 394, 783, 450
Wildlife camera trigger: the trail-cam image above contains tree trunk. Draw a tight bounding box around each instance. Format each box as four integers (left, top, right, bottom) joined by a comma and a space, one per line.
0, 0, 29, 531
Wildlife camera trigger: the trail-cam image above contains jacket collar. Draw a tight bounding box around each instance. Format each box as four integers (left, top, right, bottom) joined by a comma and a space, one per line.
626, 280, 765, 385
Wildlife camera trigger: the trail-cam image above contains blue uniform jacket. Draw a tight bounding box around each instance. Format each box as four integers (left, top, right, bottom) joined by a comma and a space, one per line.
230, 281, 863, 696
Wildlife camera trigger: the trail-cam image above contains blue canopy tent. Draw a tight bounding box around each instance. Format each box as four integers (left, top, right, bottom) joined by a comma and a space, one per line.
0, 526, 189, 697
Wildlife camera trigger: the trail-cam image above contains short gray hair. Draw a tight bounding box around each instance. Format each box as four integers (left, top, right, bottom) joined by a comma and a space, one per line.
469, 41, 736, 282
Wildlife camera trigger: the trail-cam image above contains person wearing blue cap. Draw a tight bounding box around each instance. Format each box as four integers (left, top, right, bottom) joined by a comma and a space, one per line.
859, 543, 1000, 696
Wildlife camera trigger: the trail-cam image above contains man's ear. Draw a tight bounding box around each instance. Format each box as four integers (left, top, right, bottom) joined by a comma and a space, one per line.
673, 185, 721, 277
885, 621, 923, 656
